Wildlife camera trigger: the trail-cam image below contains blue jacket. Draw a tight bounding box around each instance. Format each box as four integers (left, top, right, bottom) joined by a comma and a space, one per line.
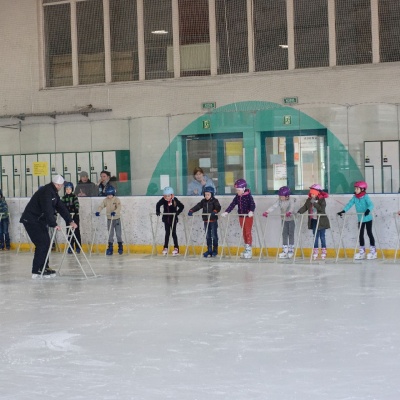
343, 194, 374, 222
187, 175, 215, 196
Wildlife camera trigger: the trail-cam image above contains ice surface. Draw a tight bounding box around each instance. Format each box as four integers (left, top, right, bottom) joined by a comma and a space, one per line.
1, 252, 400, 400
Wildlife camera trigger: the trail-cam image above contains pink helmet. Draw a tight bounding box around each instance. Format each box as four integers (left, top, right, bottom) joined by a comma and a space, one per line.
234, 179, 247, 189
309, 184, 322, 191
278, 186, 291, 197
354, 181, 367, 190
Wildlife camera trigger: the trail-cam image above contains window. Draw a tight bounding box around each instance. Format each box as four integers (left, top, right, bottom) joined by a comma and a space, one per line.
216, 0, 248, 74
110, 0, 138, 82
44, 3, 72, 87
379, 0, 400, 62
254, 0, 288, 72
294, 0, 329, 69
336, 0, 372, 66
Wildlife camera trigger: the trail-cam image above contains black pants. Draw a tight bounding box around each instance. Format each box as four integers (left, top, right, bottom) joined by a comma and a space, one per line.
67, 215, 81, 249
164, 221, 178, 249
23, 222, 51, 274
358, 220, 375, 247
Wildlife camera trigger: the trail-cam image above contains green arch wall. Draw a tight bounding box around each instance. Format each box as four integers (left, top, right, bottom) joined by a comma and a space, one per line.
147, 101, 362, 195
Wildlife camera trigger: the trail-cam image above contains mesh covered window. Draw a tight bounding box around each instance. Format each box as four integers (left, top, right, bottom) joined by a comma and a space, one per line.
110, 0, 138, 82
44, 3, 72, 87
254, 0, 288, 71
178, 0, 210, 77
216, 0, 248, 74
379, 0, 400, 63
336, 0, 372, 66
294, 0, 329, 68
144, 0, 173, 80
77, 0, 105, 85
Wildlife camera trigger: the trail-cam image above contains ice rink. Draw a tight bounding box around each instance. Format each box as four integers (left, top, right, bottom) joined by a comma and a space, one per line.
1, 251, 400, 400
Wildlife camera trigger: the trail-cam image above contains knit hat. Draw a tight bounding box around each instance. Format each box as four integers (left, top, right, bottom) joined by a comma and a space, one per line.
52, 174, 65, 185
79, 171, 89, 178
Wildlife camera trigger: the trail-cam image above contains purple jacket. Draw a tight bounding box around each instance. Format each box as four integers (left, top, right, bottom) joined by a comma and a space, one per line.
225, 189, 256, 215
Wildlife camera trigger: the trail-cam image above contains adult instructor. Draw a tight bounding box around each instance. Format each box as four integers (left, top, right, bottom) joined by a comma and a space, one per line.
20, 174, 78, 278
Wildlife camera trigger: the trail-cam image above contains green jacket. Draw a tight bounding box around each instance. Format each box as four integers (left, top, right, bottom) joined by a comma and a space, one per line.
297, 197, 330, 230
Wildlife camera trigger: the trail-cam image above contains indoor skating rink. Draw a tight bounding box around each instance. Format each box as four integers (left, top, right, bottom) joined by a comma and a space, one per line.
1, 251, 400, 400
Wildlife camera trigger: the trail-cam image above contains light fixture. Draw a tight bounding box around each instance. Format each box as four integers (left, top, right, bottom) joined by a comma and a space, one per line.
151, 30, 168, 34
279, 44, 289, 49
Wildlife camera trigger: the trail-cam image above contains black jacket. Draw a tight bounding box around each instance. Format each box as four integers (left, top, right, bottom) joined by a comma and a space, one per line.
189, 197, 221, 222
156, 197, 184, 224
20, 183, 73, 228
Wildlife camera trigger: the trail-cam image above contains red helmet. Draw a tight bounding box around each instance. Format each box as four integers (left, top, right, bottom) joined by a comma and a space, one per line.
354, 181, 367, 190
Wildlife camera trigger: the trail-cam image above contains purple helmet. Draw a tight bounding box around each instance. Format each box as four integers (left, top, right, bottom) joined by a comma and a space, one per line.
354, 181, 367, 190
234, 179, 247, 189
309, 184, 322, 191
278, 186, 291, 197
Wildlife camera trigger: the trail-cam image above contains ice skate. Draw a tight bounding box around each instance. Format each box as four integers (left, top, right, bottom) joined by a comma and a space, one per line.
118, 242, 123, 255
367, 246, 377, 260
287, 245, 294, 259
211, 247, 218, 257
106, 242, 113, 256
203, 246, 212, 258
172, 248, 179, 256
278, 245, 289, 259
312, 248, 319, 260
162, 248, 168, 256
321, 248, 327, 260
241, 244, 252, 259
354, 247, 366, 260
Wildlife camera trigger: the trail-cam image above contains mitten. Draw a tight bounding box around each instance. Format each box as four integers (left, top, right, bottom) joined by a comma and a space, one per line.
95, 212, 100, 216
337, 210, 345, 217
188, 211, 193, 216
248, 211, 254, 217
285, 212, 292, 217
156, 211, 161, 216
262, 211, 268, 217
364, 209, 370, 216
111, 212, 116, 217
221, 212, 228, 217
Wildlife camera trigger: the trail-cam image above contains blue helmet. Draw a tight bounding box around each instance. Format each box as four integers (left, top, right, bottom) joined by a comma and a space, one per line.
64, 182, 74, 191
163, 186, 174, 195
105, 186, 116, 196
203, 186, 215, 196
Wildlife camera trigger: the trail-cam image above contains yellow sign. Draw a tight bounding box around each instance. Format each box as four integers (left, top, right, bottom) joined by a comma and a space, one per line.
225, 141, 242, 156
33, 162, 49, 177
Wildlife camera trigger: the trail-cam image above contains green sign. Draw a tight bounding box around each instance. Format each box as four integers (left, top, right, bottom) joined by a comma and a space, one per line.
283, 97, 298, 105
203, 120, 211, 129
202, 102, 216, 110
283, 115, 292, 125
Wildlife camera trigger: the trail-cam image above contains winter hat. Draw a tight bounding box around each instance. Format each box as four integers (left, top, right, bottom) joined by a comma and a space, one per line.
79, 171, 89, 178
52, 174, 65, 185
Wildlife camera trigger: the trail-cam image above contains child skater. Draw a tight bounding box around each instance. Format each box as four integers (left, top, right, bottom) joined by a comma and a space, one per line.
297, 184, 330, 260
95, 186, 123, 255
262, 186, 296, 259
0, 189, 11, 250
61, 182, 81, 253
156, 187, 184, 256
188, 186, 221, 257
221, 179, 256, 259
337, 181, 376, 260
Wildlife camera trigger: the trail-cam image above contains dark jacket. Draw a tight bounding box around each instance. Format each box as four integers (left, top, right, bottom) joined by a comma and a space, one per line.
98, 180, 117, 196
76, 179, 97, 197
156, 197, 184, 224
225, 189, 256, 215
297, 193, 330, 230
20, 183, 72, 228
190, 197, 221, 222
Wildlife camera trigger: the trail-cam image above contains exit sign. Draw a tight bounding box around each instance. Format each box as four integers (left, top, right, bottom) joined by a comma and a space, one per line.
283, 97, 298, 105
202, 102, 216, 110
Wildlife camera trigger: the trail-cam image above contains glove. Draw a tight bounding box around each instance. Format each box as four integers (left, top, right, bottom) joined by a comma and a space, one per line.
210, 211, 216, 217
95, 212, 100, 217
262, 212, 268, 217
248, 211, 254, 217
337, 210, 345, 217
188, 211, 193, 216
156, 211, 161, 216
285, 212, 292, 217
364, 209, 370, 216
221, 212, 228, 218
111, 212, 116, 217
